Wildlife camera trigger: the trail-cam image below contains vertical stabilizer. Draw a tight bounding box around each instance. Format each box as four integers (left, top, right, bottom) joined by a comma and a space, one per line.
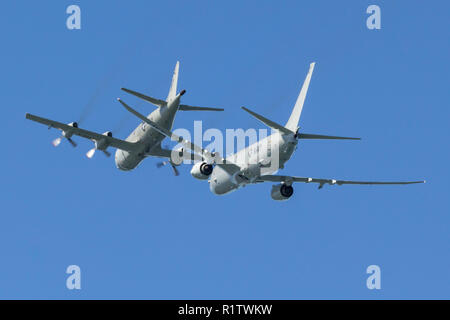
167, 61, 180, 101
285, 62, 315, 131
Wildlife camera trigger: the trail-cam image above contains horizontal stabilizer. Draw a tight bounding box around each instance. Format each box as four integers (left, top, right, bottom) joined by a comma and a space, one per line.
121, 88, 166, 107
241, 107, 294, 135
298, 133, 361, 140
179, 105, 224, 112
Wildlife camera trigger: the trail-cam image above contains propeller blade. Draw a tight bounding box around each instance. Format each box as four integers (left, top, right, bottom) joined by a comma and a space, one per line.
156, 161, 180, 176
52, 137, 62, 147
171, 164, 180, 176
86, 148, 96, 159
67, 138, 77, 147
156, 161, 167, 168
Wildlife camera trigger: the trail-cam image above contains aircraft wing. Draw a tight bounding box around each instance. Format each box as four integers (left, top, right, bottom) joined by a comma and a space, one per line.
256, 174, 425, 189
25, 113, 139, 152
144, 144, 203, 161
143, 145, 173, 158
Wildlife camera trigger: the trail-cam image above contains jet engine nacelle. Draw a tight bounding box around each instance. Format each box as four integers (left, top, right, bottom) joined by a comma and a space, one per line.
103, 131, 112, 137
190, 162, 213, 180
271, 183, 294, 201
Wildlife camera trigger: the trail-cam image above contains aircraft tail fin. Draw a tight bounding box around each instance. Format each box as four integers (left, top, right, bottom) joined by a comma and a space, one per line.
167, 61, 180, 102
285, 62, 315, 132
242, 63, 361, 141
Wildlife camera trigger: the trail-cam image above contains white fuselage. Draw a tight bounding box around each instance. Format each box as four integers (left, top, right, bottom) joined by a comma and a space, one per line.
209, 132, 298, 195
115, 96, 180, 171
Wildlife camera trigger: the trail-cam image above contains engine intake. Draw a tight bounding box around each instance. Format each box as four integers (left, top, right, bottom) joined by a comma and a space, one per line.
271, 183, 294, 201
190, 162, 213, 180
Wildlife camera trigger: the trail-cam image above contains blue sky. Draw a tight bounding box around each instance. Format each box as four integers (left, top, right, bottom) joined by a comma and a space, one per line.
1, 1, 449, 299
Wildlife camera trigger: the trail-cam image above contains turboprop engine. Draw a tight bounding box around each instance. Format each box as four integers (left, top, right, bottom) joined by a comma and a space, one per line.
270, 183, 294, 201
190, 162, 213, 180
52, 122, 78, 147
86, 131, 112, 158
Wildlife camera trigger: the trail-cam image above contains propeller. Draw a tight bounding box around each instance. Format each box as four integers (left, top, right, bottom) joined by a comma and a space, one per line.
86, 148, 111, 159
155, 143, 181, 176
52, 137, 62, 147
52, 136, 77, 147
156, 161, 180, 176
50, 122, 78, 148
67, 138, 77, 147
50, 65, 116, 149
85, 132, 113, 159
86, 148, 96, 158
49, 53, 132, 149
